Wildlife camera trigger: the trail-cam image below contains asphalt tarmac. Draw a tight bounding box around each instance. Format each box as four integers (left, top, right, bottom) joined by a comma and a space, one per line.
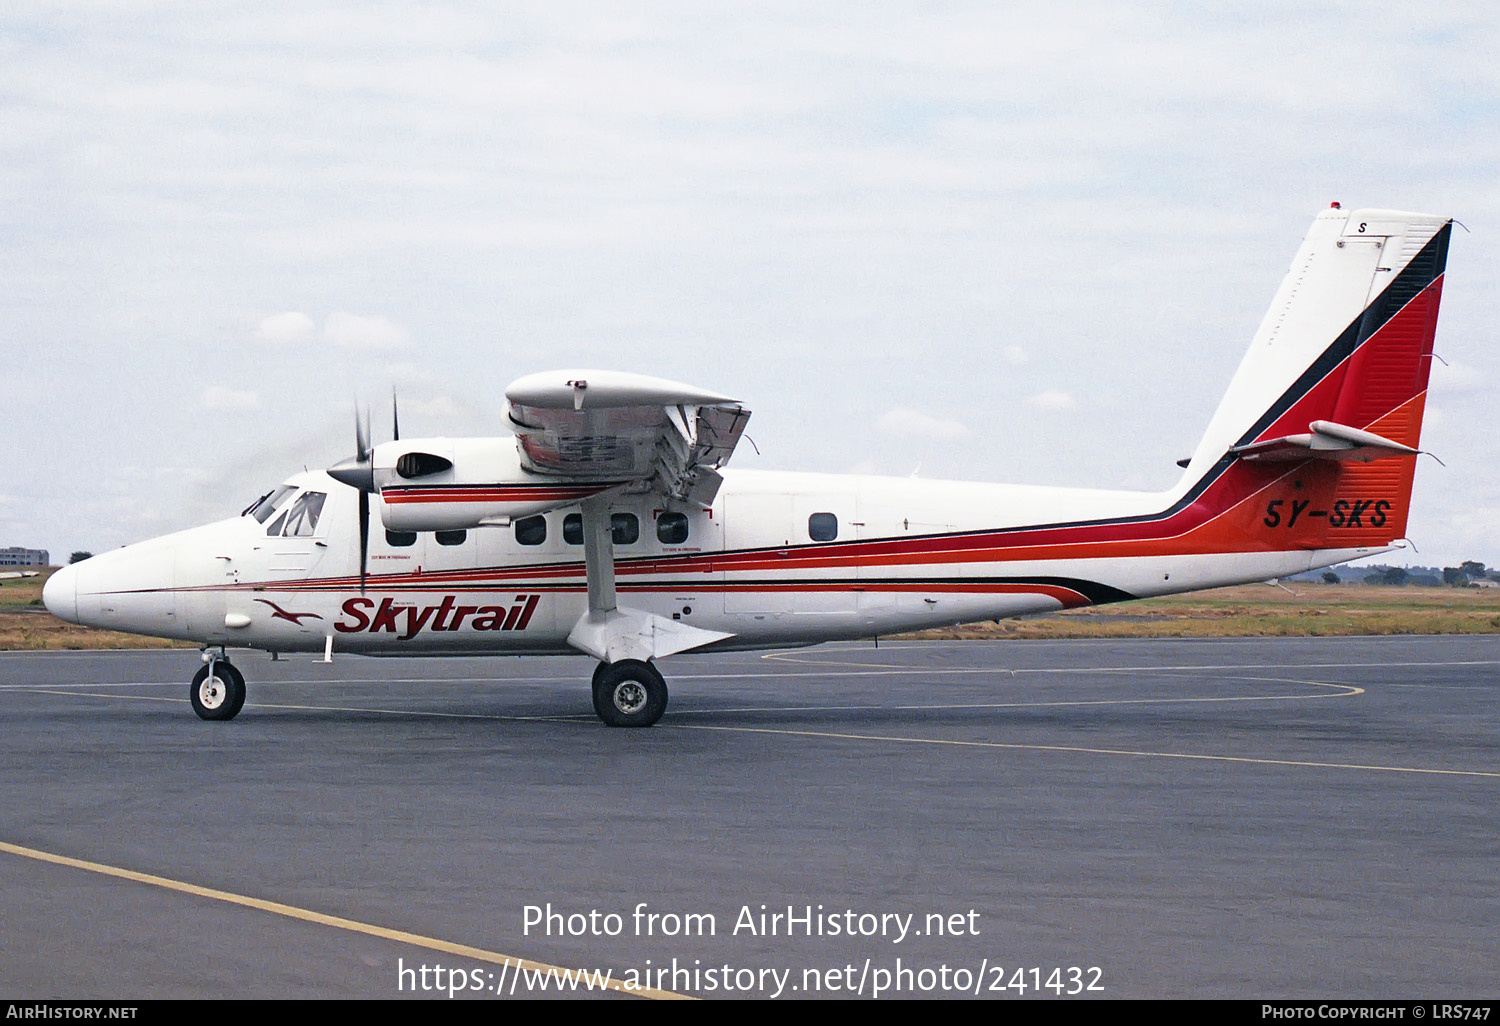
1, 635, 1496, 1000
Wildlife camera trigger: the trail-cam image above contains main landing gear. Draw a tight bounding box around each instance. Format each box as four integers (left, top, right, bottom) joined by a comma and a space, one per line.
190, 653, 246, 721
591, 659, 668, 728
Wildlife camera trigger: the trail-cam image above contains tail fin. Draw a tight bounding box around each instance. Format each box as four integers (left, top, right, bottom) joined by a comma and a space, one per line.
1179, 205, 1450, 553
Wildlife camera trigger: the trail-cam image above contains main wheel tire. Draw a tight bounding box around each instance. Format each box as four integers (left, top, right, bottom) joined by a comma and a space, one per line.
590, 661, 612, 721
591, 660, 668, 728
191, 661, 246, 721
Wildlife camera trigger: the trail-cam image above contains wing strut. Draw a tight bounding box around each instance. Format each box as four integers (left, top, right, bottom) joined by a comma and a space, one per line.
580, 496, 617, 618
565, 498, 736, 663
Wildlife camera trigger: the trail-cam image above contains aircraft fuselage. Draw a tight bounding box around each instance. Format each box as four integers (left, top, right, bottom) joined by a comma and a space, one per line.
45, 465, 1385, 657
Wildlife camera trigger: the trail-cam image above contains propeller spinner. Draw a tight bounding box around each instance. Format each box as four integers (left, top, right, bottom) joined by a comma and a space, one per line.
325, 393, 440, 592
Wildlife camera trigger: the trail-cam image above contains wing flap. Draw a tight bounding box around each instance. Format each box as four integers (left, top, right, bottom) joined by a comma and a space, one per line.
505, 370, 750, 503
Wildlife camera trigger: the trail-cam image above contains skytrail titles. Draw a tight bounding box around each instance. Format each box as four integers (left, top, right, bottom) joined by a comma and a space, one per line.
336, 594, 540, 638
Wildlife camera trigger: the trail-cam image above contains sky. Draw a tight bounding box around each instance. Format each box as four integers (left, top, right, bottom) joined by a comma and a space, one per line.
3, 1, 1497, 568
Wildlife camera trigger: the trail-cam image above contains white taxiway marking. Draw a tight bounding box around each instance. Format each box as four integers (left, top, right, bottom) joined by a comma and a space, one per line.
663, 722, 1500, 780
10, 651, 1493, 779
26, 689, 592, 722
759, 651, 1500, 674
665, 675, 1362, 715
4, 657, 1494, 691
23, 671, 1358, 719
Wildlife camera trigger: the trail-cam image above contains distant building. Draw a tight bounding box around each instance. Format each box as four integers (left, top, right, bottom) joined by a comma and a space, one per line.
0, 547, 49, 567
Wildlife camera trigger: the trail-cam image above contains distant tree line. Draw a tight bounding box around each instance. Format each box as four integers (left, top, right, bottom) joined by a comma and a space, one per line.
1299, 561, 1497, 587
1441, 561, 1491, 586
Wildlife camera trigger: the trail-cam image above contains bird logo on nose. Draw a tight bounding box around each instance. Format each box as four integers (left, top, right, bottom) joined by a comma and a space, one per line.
253, 599, 324, 625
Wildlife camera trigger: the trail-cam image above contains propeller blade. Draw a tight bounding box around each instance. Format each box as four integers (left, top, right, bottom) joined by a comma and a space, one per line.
356, 403, 371, 461
358, 488, 370, 594
330, 403, 375, 592
329, 404, 378, 491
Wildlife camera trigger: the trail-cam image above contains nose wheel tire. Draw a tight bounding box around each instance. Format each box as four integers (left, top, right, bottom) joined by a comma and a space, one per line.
591, 660, 668, 728
191, 661, 246, 721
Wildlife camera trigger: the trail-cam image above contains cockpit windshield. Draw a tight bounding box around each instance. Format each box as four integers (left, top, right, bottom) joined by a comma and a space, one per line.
279, 491, 326, 537
245, 484, 297, 523
262, 490, 327, 537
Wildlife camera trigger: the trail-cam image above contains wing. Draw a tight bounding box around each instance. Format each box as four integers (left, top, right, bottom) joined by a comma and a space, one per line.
504, 369, 751, 506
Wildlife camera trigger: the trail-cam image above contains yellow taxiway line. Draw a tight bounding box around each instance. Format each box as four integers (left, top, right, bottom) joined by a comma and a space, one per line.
0, 840, 688, 1000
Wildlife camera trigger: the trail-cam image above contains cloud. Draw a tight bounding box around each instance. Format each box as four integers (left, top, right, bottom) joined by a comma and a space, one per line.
255, 311, 316, 344
1430, 359, 1485, 393
877, 407, 970, 439
200, 386, 261, 411
10, 5, 1500, 569
325, 312, 409, 350
383, 361, 442, 386
1025, 390, 1077, 410
400, 395, 467, 419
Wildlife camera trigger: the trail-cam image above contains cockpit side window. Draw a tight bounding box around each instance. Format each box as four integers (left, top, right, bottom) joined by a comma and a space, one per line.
280, 491, 327, 537
248, 485, 297, 524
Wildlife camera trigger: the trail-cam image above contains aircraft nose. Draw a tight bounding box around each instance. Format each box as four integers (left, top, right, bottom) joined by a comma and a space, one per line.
42, 563, 78, 623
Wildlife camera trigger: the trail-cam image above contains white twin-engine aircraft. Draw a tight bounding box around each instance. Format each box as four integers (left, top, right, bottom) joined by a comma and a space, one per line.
45, 205, 1452, 727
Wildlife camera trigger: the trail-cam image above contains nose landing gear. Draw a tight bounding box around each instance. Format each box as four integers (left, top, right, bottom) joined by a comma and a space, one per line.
191, 655, 246, 721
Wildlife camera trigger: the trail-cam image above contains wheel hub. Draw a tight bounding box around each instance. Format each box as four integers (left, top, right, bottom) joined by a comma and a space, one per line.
613, 681, 647, 714
199, 677, 226, 710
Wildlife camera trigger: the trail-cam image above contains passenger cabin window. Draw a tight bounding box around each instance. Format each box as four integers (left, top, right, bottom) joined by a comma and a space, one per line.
514, 516, 547, 546
561, 512, 639, 545
281, 491, 326, 537
656, 512, 689, 544
385, 530, 417, 547
435, 530, 467, 546
612, 513, 639, 545
808, 512, 838, 542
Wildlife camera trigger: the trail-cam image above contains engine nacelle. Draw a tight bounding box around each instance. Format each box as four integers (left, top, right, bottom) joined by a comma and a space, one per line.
370, 437, 620, 532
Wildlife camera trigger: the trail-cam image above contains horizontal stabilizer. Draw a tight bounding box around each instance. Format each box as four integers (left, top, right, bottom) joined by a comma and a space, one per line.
1231, 419, 1419, 463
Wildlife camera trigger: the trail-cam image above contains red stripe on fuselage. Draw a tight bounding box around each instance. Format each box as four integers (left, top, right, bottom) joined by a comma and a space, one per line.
382, 485, 608, 504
